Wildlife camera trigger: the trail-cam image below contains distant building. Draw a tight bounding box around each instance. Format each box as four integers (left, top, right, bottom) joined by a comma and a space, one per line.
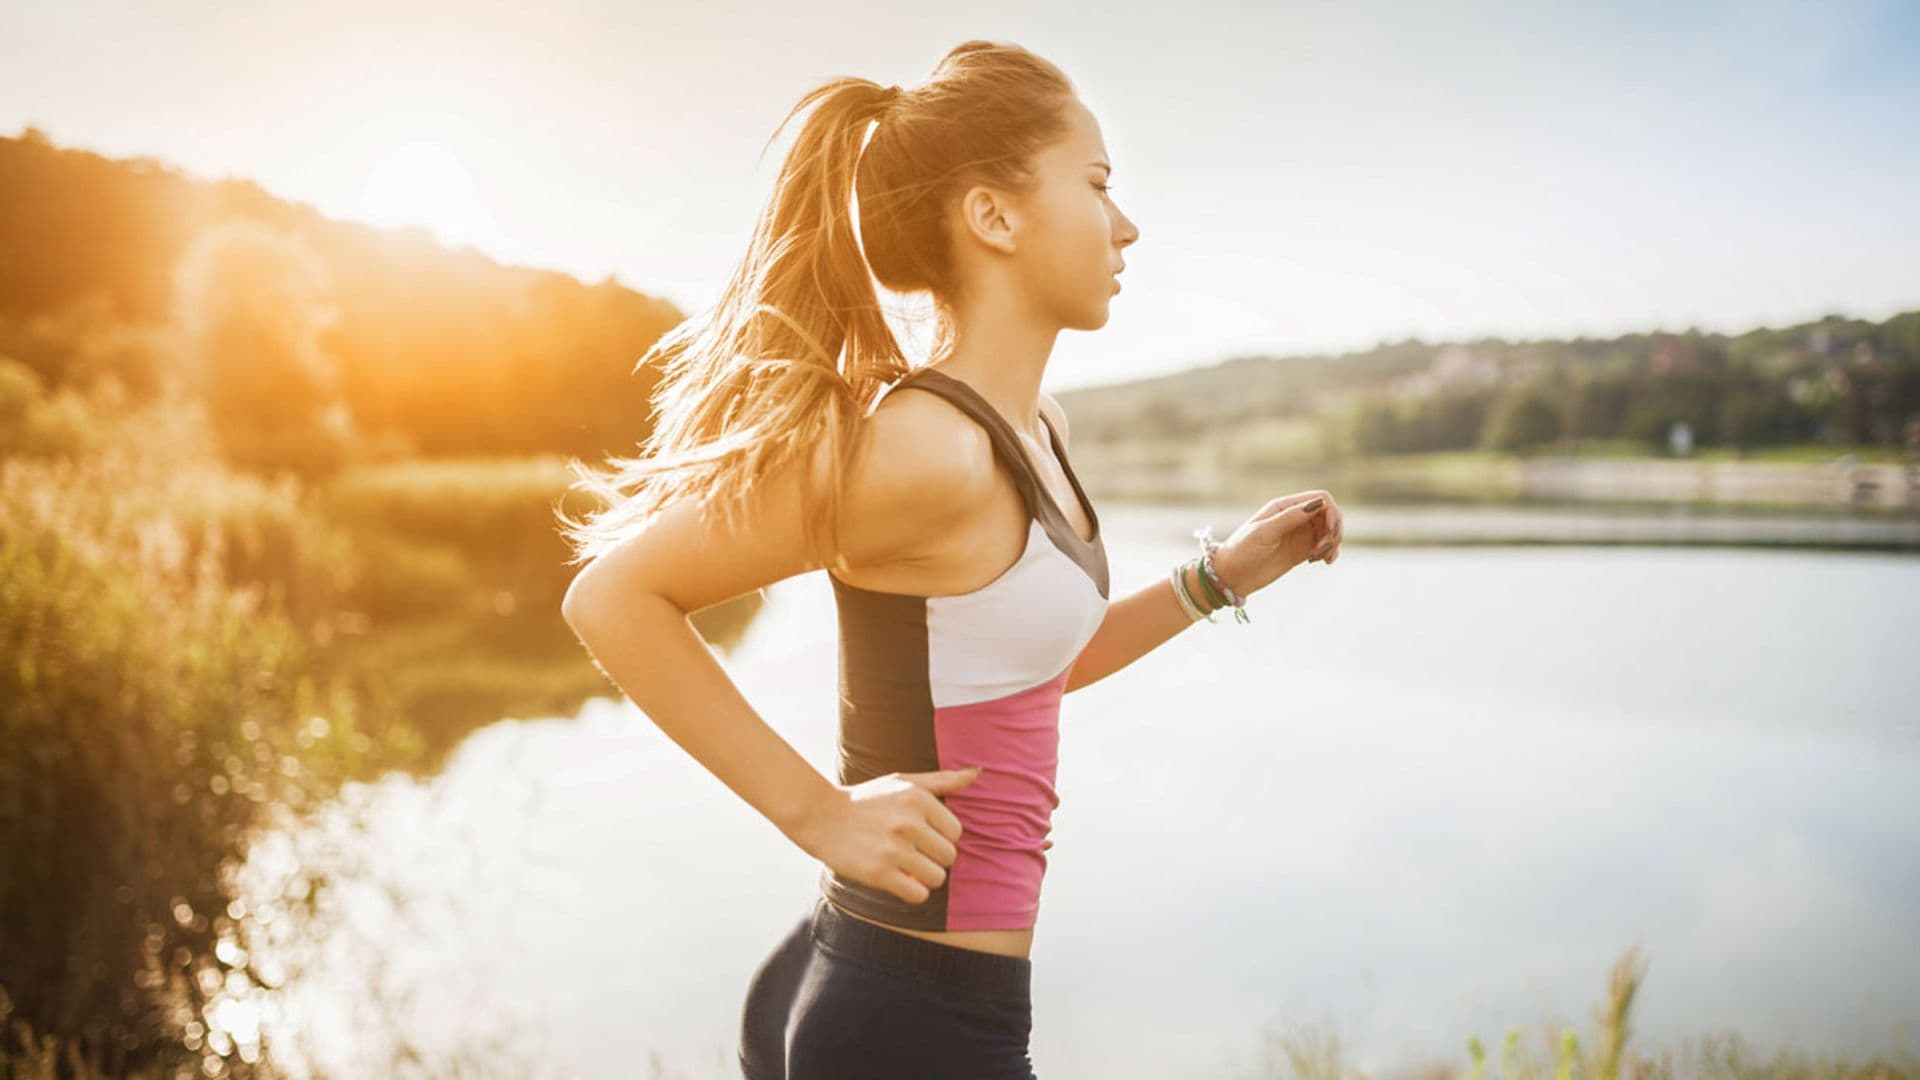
1431, 345, 1501, 387
1650, 334, 1699, 376
1668, 420, 1693, 457
1390, 345, 1500, 401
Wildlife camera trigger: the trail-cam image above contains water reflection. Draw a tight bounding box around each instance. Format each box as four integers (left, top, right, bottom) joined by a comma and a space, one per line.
229, 765, 561, 1077
237, 509, 1920, 1077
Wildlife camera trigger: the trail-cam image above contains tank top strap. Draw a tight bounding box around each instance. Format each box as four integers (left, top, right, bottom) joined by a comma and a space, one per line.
1039, 409, 1100, 539
887, 366, 1051, 522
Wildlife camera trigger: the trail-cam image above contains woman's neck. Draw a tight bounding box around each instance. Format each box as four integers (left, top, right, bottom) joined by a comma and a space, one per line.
926, 346, 1055, 441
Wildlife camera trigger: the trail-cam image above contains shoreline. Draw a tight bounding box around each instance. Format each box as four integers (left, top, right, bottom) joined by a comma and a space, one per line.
1074, 450, 1920, 511
1094, 497, 1920, 552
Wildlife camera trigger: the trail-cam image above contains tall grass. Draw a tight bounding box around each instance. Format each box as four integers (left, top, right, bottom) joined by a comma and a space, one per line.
0, 371, 403, 1077
1234, 948, 1918, 1080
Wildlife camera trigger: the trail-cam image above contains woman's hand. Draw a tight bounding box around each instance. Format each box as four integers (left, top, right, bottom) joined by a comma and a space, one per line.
1305, 489, 1344, 564
1210, 489, 1344, 599
789, 766, 984, 906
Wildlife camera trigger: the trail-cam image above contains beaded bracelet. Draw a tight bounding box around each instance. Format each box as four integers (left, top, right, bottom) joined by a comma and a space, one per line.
1192, 526, 1251, 624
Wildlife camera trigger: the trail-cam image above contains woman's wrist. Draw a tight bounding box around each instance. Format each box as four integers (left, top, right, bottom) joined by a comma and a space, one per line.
1174, 527, 1255, 626
1208, 543, 1250, 604
1181, 563, 1222, 614
1193, 529, 1252, 624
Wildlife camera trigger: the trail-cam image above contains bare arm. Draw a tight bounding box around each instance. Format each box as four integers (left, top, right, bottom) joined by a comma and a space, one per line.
1044, 390, 1328, 691
1031, 391, 1195, 691
567, 577, 830, 836
559, 412, 977, 851
1064, 562, 1224, 692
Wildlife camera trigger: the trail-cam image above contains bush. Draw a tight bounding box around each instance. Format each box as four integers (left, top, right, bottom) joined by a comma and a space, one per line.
0, 355, 99, 458
0, 394, 399, 1077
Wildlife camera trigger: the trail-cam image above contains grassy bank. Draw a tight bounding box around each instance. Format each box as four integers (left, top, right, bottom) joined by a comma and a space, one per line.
1071, 442, 1920, 516
0, 368, 754, 1076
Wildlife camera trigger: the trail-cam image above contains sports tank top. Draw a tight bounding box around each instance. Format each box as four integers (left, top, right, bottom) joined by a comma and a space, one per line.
818, 366, 1111, 931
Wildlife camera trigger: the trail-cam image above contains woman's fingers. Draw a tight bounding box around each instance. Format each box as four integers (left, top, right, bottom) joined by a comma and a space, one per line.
1314, 503, 1344, 562
888, 866, 932, 904
900, 847, 949, 894
1219, 491, 1340, 591
915, 825, 958, 869
1305, 498, 1342, 562
1308, 512, 1332, 558
1273, 500, 1325, 567
1251, 489, 1326, 524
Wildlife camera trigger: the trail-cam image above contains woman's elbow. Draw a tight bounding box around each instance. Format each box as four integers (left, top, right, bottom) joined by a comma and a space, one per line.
561, 563, 687, 638
561, 562, 609, 629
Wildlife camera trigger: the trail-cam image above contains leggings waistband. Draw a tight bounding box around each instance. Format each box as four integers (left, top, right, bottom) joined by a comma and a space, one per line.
810, 896, 1032, 1003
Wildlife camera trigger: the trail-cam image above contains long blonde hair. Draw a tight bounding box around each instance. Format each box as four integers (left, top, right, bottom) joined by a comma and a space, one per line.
554, 40, 1076, 571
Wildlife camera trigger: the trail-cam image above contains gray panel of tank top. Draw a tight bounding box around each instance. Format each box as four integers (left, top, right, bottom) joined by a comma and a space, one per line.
892, 368, 1109, 599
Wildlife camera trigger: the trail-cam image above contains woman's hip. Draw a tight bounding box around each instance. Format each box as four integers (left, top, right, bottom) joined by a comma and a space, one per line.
740, 896, 1037, 1080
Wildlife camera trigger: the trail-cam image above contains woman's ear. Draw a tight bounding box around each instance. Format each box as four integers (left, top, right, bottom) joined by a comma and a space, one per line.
956, 184, 1019, 256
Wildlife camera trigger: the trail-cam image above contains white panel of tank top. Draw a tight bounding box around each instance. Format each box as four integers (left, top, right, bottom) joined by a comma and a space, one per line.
923, 519, 1110, 708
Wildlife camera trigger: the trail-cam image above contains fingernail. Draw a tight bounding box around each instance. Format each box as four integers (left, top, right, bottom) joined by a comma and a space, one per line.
1302, 498, 1324, 513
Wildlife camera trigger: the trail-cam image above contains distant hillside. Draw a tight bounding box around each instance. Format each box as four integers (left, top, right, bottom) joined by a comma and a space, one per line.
1057, 313, 1920, 460
0, 126, 681, 460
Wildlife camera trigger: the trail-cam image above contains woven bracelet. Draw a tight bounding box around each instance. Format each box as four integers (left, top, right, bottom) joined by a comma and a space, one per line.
1192, 526, 1251, 624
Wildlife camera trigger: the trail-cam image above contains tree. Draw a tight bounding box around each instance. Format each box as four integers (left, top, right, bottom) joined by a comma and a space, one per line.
171, 220, 356, 480
1481, 387, 1561, 452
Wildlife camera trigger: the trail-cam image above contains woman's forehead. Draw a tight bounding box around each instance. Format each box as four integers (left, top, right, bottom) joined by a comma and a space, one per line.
1045, 101, 1109, 167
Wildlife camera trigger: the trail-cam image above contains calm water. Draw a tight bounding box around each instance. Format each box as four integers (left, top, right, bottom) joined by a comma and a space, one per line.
245, 503, 1920, 1079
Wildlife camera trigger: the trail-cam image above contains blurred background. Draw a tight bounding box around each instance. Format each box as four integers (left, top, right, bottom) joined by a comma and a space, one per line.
2, 1, 1917, 1077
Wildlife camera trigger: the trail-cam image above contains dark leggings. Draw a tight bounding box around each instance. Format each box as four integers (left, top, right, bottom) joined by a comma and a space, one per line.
738, 895, 1037, 1079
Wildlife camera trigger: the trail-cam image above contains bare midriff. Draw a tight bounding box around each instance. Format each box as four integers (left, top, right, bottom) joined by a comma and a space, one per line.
826, 896, 1035, 959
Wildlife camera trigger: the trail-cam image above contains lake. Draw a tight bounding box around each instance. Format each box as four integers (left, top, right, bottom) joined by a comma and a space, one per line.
238, 502, 1920, 1079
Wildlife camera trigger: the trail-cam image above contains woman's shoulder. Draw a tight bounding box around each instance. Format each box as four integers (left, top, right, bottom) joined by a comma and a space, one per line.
832, 388, 995, 571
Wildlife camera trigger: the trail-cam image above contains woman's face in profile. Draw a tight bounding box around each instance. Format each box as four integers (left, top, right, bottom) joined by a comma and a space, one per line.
1011, 97, 1140, 330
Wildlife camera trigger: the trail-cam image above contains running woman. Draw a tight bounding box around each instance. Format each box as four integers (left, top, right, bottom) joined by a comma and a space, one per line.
557, 38, 1345, 1080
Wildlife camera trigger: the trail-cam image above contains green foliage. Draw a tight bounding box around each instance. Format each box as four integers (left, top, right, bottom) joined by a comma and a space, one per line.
0, 390, 406, 1076
1482, 387, 1563, 452
0, 294, 179, 401
334, 527, 476, 621
1062, 316, 1920, 462
1349, 397, 1407, 455
0, 984, 170, 1078
0, 130, 672, 464
0, 355, 101, 458
1718, 387, 1786, 450
322, 455, 591, 618
173, 219, 357, 482
1236, 946, 1917, 1080
1622, 398, 1687, 452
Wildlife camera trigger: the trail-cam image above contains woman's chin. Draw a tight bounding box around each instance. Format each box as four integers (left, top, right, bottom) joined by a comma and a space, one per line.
1075, 303, 1114, 331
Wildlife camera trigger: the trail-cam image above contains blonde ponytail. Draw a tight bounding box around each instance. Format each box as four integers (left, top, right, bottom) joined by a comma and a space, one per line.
556, 41, 1076, 573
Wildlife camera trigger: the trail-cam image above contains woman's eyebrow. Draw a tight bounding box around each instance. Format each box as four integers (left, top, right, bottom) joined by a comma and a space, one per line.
1089, 161, 1111, 174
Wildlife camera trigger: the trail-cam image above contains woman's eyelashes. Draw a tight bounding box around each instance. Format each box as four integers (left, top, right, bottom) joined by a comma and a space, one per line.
1093, 182, 1112, 194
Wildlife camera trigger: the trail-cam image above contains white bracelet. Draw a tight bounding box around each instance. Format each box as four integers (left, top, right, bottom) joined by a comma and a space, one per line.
1167, 563, 1209, 622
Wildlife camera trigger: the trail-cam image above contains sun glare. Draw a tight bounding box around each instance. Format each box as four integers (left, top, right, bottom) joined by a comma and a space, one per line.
354, 140, 504, 252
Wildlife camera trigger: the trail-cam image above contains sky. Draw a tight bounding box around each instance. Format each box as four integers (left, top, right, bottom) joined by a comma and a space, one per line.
4, 0, 1917, 391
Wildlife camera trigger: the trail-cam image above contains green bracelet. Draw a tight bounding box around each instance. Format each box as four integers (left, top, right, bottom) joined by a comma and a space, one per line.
1192, 556, 1229, 610
1192, 526, 1251, 624
1175, 557, 1217, 622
